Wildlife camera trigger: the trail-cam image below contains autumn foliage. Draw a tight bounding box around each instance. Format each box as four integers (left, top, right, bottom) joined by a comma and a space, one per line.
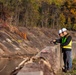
5, 24, 27, 39
0, 0, 76, 30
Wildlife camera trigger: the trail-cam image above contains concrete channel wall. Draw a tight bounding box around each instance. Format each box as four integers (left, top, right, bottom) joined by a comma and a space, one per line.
17, 45, 61, 75
17, 42, 76, 75
72, 42, 76, 59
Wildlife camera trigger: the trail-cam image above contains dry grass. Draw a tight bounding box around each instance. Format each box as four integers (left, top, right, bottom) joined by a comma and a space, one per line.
57, 59, 76, 75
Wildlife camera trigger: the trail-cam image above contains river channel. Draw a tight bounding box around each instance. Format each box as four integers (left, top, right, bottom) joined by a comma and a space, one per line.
0, 58, 23, 75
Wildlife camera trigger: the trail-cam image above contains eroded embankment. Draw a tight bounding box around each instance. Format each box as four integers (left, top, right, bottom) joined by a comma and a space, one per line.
0, 27, 76, 75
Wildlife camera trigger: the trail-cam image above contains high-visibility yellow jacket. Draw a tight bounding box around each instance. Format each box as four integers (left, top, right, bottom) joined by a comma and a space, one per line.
61, 34, 72, 49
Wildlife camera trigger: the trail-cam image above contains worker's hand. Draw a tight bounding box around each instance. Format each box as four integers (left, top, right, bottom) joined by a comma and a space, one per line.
53, 40, 56, 42
52, 39, 57, 44
50, 40, 56, 44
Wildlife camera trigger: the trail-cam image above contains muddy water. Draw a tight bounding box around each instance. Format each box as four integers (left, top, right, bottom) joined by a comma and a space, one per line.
0, 58, 23, 75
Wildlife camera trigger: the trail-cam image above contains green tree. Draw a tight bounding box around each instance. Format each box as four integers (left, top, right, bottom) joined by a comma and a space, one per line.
73, 24, 76, 30
67, 17, 72, 29
59, 13, 66, 28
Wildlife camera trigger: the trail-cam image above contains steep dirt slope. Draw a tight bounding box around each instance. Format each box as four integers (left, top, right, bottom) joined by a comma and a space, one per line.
0, 27, 76, 58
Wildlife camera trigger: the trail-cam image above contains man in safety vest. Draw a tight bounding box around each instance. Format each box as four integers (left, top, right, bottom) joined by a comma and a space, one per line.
61, 28, 72, 72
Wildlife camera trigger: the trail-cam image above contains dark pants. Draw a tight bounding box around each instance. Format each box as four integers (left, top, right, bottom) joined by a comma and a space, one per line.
63, 49, 72, 70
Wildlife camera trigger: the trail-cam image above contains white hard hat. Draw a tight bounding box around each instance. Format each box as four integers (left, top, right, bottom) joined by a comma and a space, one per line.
58, 29, 62, 34
62, 28, 67, 32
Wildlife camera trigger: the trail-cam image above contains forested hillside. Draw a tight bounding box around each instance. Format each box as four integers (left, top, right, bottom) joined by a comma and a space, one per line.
0, 0, 76, 30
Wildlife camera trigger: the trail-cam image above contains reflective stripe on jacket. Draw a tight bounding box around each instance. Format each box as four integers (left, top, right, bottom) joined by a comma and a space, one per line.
62, 40, 72, 49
